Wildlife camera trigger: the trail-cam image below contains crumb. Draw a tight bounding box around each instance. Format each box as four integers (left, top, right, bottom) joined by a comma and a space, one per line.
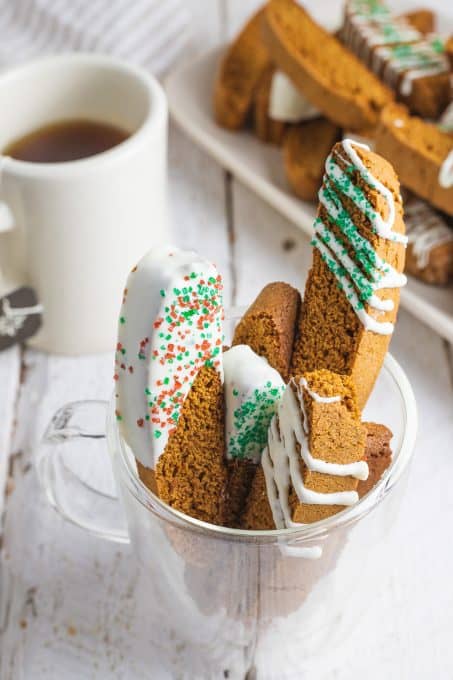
67, 625, 77, 636
282, 238, 296, 251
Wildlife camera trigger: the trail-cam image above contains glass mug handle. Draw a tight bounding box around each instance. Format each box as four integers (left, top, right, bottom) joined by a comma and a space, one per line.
37, 400, 130, 543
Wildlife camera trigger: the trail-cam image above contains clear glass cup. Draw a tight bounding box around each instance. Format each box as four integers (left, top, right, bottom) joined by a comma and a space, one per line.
37, 309, 417, 679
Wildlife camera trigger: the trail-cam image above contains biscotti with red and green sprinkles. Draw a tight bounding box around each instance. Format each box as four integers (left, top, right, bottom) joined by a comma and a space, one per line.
114, 245, 229, 525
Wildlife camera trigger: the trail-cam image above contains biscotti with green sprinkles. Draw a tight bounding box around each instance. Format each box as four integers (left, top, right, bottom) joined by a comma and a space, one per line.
340, 0, 450, 119
262, 0, 394, 131
290, 139, 407, 410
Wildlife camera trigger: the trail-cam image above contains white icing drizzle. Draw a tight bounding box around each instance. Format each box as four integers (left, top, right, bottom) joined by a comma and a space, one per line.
341, 1, 449, 96
405, 200, 453, 269
115, 245, 223, 469
223, 345, 285, 462
300, 377, 341, 404
342, 139, 406, 244
262, 379, 369, 530
311, 139, 407, 336
439, 151, 453, 189
268, 71, 320, 123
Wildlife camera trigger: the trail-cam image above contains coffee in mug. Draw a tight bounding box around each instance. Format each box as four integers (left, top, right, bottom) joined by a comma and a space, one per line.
4, 119, 130, 163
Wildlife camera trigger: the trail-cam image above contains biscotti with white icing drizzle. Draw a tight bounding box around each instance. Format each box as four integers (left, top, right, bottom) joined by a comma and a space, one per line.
115, 246, 228, 525
262, 0, 394, 131
291, 139, 407, 410
242, 370, 368, 528
340, 0, 450, 119
375, 103, 453, 216
404, 195, 453, 285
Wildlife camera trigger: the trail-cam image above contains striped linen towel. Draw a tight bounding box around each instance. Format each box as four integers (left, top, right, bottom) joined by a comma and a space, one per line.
0, 0, 190, 75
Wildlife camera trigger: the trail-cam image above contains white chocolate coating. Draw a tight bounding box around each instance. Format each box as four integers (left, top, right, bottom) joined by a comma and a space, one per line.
439, 102, 453, 133
268, 71, 320, 123
115, 245, 223, 469
439, 151, 453, 189
223, 345, 285, 462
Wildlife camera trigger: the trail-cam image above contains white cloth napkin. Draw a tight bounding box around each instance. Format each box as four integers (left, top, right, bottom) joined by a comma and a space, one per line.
0, 0, 190, 75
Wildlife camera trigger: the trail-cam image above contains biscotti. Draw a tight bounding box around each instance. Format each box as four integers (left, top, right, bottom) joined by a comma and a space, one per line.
253, 64, 287, 145
155, 365, 228, 523
213, 8, 270, 130
404, 195, 453, 285
357, 422, 392, 497
223, 344, 285, 525
283, 118, 341, 202
242, 370, 368, 528
340, 0, 450, 119
291, 139, 407, 409
243, 415, 392, 530
375, 103, 453, 216
227, 285, 299, 523
232, 281, 301, 382
262, 0, 394, 130
115, 246, 229, 525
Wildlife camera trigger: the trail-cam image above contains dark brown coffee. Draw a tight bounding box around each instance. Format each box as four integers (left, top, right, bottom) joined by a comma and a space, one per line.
4, 119, 129, 163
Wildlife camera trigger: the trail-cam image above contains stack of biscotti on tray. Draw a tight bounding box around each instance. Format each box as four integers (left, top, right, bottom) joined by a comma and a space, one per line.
213, 0, 453, 286
114, 139, 407, 532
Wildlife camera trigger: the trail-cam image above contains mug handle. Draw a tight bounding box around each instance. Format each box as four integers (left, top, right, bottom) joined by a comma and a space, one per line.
36, 399, 130, 544
0, 166, 15, 281
0, 200, 14, 233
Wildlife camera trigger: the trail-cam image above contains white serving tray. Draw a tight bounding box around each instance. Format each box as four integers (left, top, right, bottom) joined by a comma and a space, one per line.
165, 46, 453, 343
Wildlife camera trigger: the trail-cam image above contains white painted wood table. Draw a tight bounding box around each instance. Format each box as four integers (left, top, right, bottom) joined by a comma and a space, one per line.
1, 1, 453, 678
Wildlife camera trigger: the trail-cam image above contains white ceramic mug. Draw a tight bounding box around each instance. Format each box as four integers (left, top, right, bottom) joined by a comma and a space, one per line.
0, 53, 168, 354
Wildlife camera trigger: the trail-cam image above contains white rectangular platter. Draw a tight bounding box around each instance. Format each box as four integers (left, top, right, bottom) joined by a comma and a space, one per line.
165, 46, 453, 344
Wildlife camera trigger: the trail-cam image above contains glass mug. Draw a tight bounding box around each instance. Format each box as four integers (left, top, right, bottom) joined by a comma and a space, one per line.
37, 310, 417, 679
